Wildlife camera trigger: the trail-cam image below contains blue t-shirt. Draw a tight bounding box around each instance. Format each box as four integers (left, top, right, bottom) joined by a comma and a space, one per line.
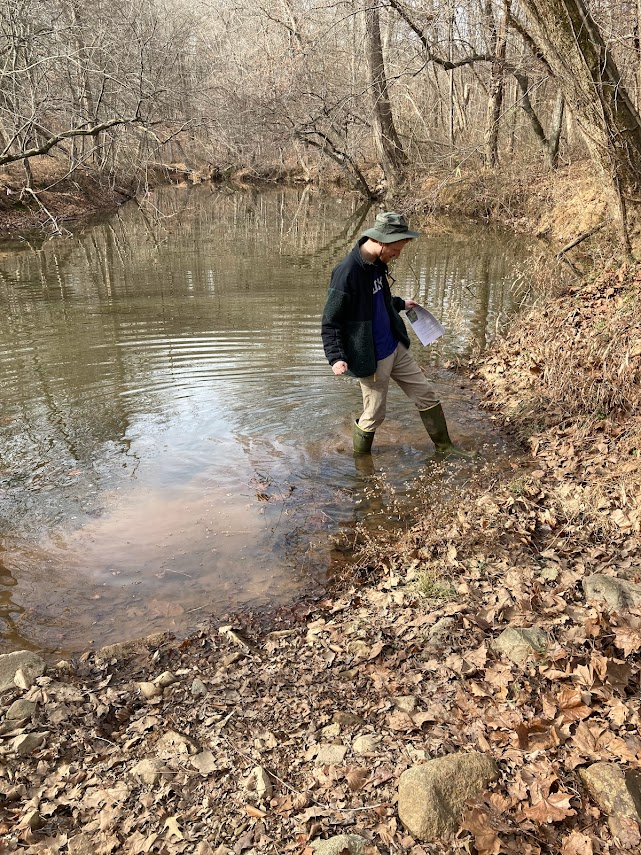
371, 270, 397, 361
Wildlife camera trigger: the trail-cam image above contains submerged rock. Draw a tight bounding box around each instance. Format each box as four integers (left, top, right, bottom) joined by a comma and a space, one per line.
398, 752, 499, 841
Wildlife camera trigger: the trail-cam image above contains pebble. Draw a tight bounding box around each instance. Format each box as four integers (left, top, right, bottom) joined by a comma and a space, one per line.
137, 681, 163, 700
153, 671, 178, 687
6, 699, 36, 722
12, 732, 48, 756
131, 758, 169, 785
315, 743, 347, 765
191, 678, 207, 696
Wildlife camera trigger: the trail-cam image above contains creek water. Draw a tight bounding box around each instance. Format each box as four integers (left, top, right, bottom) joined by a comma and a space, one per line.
0, 186, 533, 654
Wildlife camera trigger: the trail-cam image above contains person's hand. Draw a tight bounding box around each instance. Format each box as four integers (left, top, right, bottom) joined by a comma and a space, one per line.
404, 299, 419, 310
332, 361, 348, 375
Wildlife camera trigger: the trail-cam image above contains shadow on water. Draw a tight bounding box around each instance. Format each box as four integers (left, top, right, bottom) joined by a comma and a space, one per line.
0, 186, 534, 653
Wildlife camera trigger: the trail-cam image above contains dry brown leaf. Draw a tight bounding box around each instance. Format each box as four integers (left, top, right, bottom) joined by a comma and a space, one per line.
461, 807, 501, 855
163, 816, 183, 840
244, 804, 267, 818
345, 767, 369, 792
556, 687, 593, 723
560, 830, 594, 855
521, 791, 576, 824
613, 626, 641, 657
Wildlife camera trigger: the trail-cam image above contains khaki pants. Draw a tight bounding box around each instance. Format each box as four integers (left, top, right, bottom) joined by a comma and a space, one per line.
357, 344, 439, 432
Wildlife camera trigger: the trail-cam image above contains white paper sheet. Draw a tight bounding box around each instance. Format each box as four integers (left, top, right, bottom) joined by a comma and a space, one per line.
404, 304, 445, 346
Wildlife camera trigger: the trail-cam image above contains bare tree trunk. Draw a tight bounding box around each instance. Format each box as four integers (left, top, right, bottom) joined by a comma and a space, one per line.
518, 0, 641, 252
483, 0, 510, 168
365, 4, 407, 190
547, 89, 565, 168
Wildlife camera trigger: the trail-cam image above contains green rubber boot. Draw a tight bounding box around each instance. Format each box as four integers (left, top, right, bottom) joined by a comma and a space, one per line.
419, 404, 477, 459
352, 420, 375, 454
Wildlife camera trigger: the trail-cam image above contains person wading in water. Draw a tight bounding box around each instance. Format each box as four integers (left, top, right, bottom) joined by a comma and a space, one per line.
321, 211, 475, 458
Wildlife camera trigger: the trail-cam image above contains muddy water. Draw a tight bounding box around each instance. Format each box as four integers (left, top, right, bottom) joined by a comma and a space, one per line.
0, 187, 533, 653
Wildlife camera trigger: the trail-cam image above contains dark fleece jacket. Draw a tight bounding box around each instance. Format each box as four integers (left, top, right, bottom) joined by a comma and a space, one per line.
321, 238, 410, 378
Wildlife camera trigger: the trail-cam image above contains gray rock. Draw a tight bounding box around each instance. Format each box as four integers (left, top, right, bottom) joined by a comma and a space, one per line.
583, 575, 641, 612
398, 752, 499, 841
12, 731, 48, 756
130, 757, 169, 785
428, 617, 456, 641
246, 765, 273, 801
393, 695, 417, 714
315, 743, 348, 766
156, 730, 200, 756
332, 711, 364, 728
137, 681, 163, 700
494, 627, 548, 665
311, 834, 372, 855
579, 762, 641, 842
0, 651, 46, 693
6, 699, 36, 721
190, 751, 218, 775
352, 734, 380, 755
96, 631, 173, 662
191, 678, 207, 697
153, 671, 178, 687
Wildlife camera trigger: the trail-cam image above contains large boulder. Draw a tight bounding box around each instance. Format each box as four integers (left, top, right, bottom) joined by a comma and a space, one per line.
0, 650, 46, 693
398, 752, 499, 841
582, 575, 641, 612
579, 762, 641, 847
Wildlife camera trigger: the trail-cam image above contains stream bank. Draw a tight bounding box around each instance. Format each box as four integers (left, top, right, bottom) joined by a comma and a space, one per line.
2, 162, 641, 853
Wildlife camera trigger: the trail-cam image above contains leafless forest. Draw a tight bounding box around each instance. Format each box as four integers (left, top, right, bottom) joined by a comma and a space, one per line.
3, 1, 641, 234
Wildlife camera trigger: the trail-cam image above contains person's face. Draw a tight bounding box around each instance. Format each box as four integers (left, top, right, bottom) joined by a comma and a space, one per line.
377, 239, 411, 264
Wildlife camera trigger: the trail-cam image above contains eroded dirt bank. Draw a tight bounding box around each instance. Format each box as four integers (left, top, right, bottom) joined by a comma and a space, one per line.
2, 163, 641, 853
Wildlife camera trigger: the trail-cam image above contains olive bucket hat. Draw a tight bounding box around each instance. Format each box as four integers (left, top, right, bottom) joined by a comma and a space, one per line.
362, 211, 420, 243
